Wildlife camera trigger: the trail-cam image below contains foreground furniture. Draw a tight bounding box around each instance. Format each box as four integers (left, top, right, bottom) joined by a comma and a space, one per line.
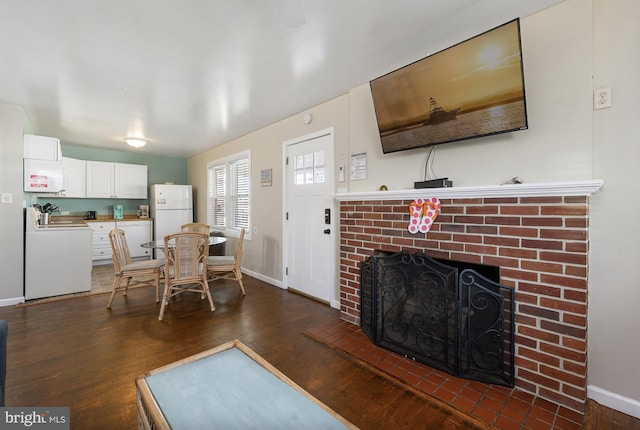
207, 228, 246, 295
180, 222, 210, 234
107, 229, 164, 309
158, 232, 214, 321
181, 223, 226, 255
136, 339, 357, 430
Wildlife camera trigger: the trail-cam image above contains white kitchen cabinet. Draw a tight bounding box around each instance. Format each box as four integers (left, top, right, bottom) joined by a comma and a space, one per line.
116, 220, 152, 259
59, 157, 86, 198
86, 161, 147, 199
90, 221, 116, 263
115, 163, 148, 199
24, 134, 62, 161
86, 161, 115, 198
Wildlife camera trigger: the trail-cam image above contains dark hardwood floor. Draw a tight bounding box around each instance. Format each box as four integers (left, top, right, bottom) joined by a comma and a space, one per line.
0, 276, 486, 429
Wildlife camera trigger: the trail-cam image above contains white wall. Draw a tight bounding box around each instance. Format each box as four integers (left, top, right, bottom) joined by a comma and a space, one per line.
588, 0, 640, 418
347, 0, 593, 192
0, 104, 27, 304
188, 95, 350, 284
187, 0, 640, 415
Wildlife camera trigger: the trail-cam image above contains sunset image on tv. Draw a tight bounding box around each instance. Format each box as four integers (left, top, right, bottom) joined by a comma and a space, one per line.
370, 19, 527, 153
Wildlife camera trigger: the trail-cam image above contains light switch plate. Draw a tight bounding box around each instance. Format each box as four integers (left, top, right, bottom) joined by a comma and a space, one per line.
1, 193, 12, 204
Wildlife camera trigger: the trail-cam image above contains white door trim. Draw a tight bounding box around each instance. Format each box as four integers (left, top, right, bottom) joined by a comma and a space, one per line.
282, 127, 339, 309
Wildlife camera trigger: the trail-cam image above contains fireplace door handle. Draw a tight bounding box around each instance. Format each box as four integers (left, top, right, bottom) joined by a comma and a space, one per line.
323, 228, 331, 234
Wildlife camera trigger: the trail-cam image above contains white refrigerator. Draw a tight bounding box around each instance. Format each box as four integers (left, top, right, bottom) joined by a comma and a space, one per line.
150, 184, 193, 258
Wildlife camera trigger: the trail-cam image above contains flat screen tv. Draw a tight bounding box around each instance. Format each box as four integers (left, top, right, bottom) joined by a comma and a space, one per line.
370, 19, 528, 154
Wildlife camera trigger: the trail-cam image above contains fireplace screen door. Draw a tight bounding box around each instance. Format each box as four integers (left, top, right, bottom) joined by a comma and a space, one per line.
360, 251, 515, 387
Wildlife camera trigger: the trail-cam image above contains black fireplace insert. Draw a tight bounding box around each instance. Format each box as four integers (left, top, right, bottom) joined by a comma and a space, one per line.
360, 251, 515, 387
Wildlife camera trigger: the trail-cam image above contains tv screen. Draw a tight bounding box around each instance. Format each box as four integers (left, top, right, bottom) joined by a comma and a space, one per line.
370, 19, 528, 154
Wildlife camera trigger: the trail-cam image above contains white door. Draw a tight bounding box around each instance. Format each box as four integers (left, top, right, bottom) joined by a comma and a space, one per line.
285, 130, 335, 304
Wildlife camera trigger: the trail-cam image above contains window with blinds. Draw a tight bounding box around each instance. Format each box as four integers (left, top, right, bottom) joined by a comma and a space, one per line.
207, 150, 251, 236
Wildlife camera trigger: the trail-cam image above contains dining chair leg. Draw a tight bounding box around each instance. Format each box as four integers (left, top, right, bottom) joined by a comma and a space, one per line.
158, 278, 171, 321
203, 283, 215, 312
123, 277, 132, 297
106, 276, 122, 309
154, 271, 160, 303
236, 269, 246, 296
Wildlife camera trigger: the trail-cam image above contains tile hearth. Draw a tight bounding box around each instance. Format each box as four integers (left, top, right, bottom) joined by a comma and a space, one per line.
306, 319, 583, 430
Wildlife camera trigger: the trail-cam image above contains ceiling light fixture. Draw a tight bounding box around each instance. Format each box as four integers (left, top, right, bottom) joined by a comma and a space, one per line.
124, 137, 148, 148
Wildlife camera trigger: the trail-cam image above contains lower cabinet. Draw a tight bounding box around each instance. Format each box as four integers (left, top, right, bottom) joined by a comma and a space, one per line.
117, 220, 152, 259
90, 219, 152, 264
90, 222, 116, 263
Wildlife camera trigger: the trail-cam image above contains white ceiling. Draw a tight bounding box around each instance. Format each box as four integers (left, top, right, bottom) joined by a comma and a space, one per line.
1, 0, 563, 158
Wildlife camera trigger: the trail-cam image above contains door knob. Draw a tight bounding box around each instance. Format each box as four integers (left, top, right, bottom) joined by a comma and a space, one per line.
323, 228, 331, 234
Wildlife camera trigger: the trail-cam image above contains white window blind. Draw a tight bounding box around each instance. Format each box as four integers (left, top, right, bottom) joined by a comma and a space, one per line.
207, 151, 251, 236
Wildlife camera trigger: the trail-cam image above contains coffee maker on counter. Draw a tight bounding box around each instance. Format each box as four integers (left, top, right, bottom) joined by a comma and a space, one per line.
113, 204, 124, 220
137, 205, 149, 218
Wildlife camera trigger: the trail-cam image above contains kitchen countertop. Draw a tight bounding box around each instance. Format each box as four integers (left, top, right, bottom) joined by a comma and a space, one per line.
51, 215, 153, 223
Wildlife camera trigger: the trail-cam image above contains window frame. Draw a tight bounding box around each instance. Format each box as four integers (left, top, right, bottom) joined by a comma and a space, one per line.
207, 150, 251, 240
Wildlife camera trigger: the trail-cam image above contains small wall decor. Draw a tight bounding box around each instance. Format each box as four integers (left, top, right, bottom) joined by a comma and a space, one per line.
260, 169, 272, 187
350, 152, 367, 180
408, 197, 441, 234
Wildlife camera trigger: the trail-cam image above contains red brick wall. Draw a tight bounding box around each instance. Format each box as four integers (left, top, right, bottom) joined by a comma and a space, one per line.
339, 196, 589, 412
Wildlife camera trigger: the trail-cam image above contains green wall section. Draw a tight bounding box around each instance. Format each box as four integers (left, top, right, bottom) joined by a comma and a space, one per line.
27, 145, 188, 218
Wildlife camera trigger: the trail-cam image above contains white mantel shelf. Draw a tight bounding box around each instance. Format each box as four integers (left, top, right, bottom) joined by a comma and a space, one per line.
334, 180, 604, 202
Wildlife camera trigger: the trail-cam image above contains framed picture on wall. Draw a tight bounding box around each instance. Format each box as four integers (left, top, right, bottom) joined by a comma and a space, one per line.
261, 169, 272, 187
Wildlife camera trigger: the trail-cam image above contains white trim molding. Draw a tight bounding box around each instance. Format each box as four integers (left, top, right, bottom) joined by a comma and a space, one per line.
588, 385, 640, 419
242, 268, 283, 289
0, 297, 25, 307
335, 180, 604, 201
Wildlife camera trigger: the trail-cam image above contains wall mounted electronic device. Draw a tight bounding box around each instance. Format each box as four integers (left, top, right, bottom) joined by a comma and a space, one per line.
370, 19, 528, 154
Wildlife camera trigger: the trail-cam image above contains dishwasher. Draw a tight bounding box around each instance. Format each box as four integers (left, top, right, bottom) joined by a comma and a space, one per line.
24, 207, 93, 300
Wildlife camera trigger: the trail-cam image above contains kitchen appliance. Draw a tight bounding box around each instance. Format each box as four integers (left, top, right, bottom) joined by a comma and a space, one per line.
150, 184, 193, 258
23, 134, 64, 192
24, 207, 92, 299
85, 210, 97, 220
137, 205, 149, 218
113, 204, 124, 220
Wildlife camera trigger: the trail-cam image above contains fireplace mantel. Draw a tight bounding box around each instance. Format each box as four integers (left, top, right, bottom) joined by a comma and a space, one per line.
335, 179, 603, 201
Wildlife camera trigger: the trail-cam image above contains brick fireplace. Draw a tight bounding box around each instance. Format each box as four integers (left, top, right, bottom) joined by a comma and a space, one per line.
336, 181, 602, 413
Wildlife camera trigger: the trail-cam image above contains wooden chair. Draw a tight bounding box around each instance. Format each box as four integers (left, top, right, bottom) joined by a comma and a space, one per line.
207, 228, 246, 296
107, 229, 164, 309
180, 223, 211, 234
158, 232, 215, 321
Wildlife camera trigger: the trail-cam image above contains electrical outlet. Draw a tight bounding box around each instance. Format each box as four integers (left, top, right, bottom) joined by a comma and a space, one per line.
594, 87, 612, 110
61, 211, 69, 215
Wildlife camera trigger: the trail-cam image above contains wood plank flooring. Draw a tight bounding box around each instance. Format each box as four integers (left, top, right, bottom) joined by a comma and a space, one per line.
0, 276, 486, 429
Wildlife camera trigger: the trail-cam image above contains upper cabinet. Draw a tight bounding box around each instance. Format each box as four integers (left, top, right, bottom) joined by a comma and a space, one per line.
24, 134, 62, 161
115, 163, 148, 199
23, 134, 64, 193
86, 161, 147, 199
59, 157, 86, 198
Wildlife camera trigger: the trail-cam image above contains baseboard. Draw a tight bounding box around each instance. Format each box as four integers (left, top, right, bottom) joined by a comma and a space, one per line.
0, 296, 25, 307
588, 385, 640, 419
242, 269, 341, 308
241, 268, 283, 289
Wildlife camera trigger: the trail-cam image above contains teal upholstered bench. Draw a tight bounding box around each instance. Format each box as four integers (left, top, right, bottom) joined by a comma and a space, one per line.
136, 340, 357, 429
